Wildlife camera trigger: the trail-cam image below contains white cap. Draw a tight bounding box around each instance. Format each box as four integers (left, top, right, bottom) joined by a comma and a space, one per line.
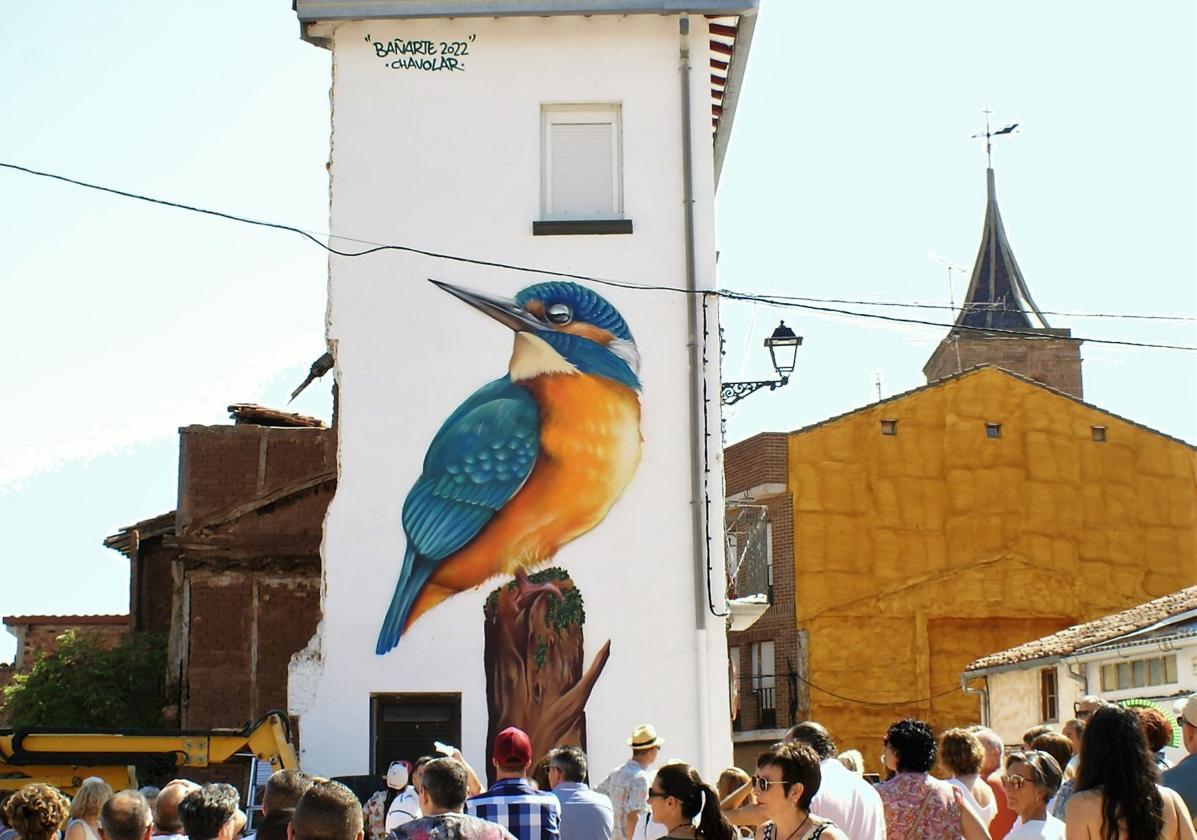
1180, 696, 1197, 728
386, 761, 410, 790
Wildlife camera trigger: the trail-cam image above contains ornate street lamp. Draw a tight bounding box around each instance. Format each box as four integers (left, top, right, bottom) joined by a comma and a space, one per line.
721, 321, 803, 406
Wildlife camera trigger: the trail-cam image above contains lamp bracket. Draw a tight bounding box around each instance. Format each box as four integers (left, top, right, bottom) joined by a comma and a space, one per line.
720, 376, 789, 406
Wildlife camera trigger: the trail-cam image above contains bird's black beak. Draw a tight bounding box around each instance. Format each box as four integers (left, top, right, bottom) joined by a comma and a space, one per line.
429, 279, 543, 332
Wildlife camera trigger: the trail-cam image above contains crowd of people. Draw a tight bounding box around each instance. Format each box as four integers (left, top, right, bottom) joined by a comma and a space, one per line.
357, 696, 1197, 840
0, 694, 1194, 840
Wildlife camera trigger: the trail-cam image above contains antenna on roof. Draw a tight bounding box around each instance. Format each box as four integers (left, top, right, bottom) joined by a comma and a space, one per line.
970, 101, 1021, 168
927, 251, 968, 375
927, 250, 968, 316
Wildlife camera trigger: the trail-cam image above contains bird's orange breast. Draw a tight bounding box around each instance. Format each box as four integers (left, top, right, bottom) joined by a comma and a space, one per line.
426, 372, 641, 592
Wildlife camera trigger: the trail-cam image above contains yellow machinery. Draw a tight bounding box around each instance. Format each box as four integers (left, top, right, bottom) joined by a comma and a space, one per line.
0, 711, 298, 794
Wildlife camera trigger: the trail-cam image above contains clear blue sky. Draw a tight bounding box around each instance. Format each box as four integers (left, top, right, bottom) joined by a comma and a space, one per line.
1, 1, 1192, 662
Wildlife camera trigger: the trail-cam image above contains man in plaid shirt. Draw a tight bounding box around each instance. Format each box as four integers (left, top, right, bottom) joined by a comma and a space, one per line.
466, 727, 560, 840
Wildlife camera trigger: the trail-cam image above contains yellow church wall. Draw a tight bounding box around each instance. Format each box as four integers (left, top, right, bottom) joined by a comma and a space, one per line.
786, 368, 1197, 770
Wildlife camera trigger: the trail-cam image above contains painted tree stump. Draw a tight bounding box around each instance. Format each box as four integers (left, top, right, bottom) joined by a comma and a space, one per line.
482, 568, 610, 784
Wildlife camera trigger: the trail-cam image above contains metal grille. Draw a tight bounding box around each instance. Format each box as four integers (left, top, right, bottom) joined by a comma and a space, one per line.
751, 677, 776, 728
725, 504, 770, 601
370, 693, 461, 775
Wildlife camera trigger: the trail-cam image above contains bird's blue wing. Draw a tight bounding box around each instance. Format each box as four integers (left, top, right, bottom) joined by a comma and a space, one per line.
376, 377, 539, 653
404, 377, 540, 559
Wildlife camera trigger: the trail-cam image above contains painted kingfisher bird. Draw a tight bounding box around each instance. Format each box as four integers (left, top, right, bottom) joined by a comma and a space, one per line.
375, 279, 642, 654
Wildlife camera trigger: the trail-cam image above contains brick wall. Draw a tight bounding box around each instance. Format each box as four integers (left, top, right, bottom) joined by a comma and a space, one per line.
179, 425, 335, 542
5, 617, 129, 671
184, 572, 320, 729
728, 492, 800, 733
133, 539, 177, 635
171, 422, 333, 734
724, 433, 788, 497
0, 616, 130, 724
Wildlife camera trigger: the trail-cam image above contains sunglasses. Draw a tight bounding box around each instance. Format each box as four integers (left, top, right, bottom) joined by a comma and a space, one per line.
1000, 773, 1030, 790
647, 790, 670, 800
752, 775, 787, 793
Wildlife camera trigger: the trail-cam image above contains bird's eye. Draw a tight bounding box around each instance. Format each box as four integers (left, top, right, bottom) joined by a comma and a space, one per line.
546, 303, 572, 325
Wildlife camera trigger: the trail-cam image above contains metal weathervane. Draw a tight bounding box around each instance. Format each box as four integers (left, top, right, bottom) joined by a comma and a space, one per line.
971, 101, 1021, 167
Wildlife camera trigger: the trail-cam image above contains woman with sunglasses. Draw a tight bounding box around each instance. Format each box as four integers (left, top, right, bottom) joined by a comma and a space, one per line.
877, 719, 990, 840
750, 744, 848, 840
999, 750, 1063, 840
648, 763, 736, 840
1065, 704, 1195, 840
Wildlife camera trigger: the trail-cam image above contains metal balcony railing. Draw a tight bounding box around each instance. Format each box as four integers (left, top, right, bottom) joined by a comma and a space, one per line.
725, 504, 770, 603
751, 677, 776, 728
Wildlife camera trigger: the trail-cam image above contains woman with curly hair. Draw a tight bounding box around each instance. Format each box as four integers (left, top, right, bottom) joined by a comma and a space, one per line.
7, 784, 70, 840
1065, 704, 1195, 840
648, 762, 735, 840
877, 719, 989, 840
940, 729, 997, 829
65, 778, 113, 840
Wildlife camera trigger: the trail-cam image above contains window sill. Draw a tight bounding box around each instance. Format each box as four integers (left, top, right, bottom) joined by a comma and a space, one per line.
532, 219, 633, 236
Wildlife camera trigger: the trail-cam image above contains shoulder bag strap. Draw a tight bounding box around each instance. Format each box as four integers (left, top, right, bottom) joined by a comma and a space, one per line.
901, 787, 935, 840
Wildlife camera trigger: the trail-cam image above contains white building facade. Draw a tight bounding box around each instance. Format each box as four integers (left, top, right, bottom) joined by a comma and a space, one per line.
964, 588, 1197, 765
288, 0, 758, 783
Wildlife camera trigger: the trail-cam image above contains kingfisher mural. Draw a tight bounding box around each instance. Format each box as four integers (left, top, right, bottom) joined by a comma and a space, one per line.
375, 279, 642, 654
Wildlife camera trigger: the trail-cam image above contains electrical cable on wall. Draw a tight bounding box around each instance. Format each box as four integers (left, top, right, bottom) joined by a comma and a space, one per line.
3, 161, 1195, 352
793, 672, 965, 707
701, 294, 729, 619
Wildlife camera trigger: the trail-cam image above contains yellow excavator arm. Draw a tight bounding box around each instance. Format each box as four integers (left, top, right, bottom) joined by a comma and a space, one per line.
0, 711, 298, 794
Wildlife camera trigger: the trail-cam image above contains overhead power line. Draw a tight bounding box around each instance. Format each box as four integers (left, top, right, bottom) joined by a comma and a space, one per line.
3, 161, 1194, 352
792, 672, 964, 707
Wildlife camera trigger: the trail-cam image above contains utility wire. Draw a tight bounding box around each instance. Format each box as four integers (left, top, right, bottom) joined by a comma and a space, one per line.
4, 160, 1194, 352
755, 292, 1196, 323
793, 672, 964, 707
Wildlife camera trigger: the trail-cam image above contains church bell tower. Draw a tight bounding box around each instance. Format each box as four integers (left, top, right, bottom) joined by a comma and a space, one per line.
924, 115, 1084, 397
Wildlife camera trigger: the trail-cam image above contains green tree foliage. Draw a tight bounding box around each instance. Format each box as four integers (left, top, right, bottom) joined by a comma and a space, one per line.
4, 631, 166, 729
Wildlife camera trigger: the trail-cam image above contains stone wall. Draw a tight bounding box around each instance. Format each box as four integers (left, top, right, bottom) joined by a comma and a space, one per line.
924, 336, 1084, 398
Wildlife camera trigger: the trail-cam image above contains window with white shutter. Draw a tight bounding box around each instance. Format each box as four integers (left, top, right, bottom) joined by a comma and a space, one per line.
539, 105, 627, 231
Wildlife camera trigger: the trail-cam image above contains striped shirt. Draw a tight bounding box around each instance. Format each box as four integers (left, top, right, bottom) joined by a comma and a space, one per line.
466, 778, 561, 840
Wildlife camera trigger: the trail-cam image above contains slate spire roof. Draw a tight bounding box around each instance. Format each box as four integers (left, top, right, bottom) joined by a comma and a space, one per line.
955, 168, 1050, 332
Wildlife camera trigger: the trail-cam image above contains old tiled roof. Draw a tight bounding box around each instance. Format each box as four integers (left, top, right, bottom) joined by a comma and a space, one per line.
3, 615, 129, 627
228, 404, 327, 428
103, 510, 177, 559
965, 586, 1197, 673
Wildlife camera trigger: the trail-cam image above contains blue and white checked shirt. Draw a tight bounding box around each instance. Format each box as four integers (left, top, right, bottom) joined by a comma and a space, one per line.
466, 778, 561, 840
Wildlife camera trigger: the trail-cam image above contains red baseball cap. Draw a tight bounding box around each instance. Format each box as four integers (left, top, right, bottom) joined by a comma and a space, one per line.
494, 726, 532, 768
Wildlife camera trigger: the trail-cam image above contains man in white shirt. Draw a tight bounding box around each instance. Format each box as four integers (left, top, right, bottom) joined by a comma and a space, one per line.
786, 722, 886, 840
